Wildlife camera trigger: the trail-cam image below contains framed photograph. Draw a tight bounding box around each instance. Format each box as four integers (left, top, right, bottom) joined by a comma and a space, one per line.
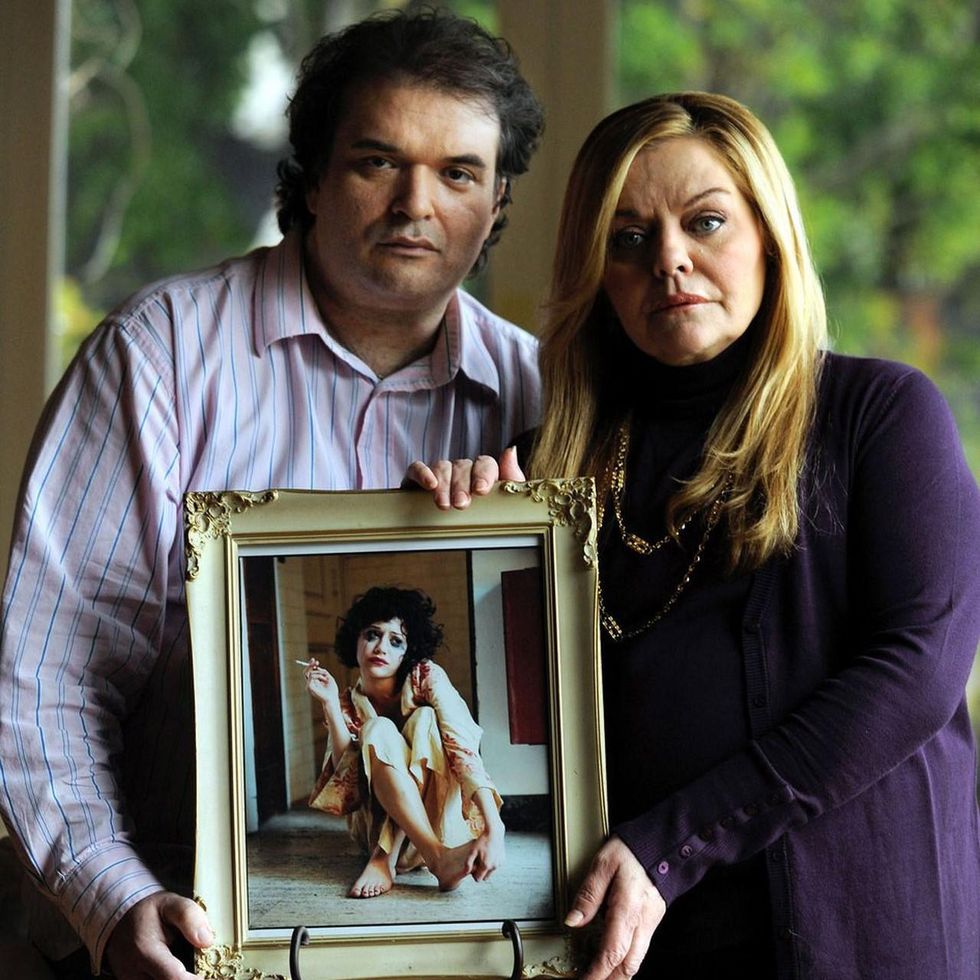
184, 480, 606, 979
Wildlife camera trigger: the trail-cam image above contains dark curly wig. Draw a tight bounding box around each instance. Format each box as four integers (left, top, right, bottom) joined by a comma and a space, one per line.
274, 6, 544, 276
335, 586, 444, 688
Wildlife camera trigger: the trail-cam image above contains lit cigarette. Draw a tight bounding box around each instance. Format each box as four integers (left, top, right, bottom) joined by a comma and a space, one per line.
295, 659, 313, 667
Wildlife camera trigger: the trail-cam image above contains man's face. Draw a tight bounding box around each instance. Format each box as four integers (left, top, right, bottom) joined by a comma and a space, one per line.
305, 79, 503, 325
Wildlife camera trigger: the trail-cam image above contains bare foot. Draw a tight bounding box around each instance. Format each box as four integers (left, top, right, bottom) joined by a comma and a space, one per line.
429, 840, 479, 892
349, 849, 396, 898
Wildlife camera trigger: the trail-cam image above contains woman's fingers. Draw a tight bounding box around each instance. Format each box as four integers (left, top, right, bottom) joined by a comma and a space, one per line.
498, 446, 527, 482
566, 837, 666, 980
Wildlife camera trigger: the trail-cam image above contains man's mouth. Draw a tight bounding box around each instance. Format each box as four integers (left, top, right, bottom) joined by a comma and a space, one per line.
378, 235, 437, 252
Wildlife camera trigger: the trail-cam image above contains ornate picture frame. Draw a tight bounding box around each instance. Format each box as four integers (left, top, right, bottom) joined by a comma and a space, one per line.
184, 481, 606, 979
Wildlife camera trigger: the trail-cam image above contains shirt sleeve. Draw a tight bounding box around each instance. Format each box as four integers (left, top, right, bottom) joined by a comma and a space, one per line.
412, 661, 502, 808
0, 314, 180, 970
614, 366, 980, 903
308, 689, 364, 816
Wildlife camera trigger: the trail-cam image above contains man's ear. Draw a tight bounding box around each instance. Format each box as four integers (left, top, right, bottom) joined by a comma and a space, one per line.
305, 181, 320, 217
492, 176, 510, 215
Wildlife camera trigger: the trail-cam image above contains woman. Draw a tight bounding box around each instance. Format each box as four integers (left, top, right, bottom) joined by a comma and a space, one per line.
304, 586, 504, 898
412, 93, 980, 979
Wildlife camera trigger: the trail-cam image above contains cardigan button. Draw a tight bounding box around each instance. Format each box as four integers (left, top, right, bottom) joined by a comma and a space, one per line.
719, 815, 736, 829
698, 826, 715, 842
679, 844, 694, 858
657, 861, 670, 875
752, 695, 766, 708
744, 803, 759, 817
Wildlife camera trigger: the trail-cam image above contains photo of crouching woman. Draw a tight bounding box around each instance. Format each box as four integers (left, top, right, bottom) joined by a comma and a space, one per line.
304, 586, 505, 899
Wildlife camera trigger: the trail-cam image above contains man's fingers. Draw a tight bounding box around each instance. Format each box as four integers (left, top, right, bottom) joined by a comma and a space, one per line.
469, 455, 500, 495
449, 459, 476, 509
420, 459, 453, 510
105, 893, 208, 979
160, 894, 214, 949
403, 460, 438, 490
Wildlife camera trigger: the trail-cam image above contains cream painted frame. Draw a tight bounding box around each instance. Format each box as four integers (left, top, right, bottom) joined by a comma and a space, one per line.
184, 480, 605, 980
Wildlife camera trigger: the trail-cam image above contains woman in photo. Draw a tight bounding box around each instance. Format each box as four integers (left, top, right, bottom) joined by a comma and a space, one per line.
304, 586, 505, 898
413, 92, 980, 979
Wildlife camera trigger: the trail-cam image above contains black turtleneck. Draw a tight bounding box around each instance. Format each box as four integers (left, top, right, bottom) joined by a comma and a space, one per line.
599, 327, 774, 974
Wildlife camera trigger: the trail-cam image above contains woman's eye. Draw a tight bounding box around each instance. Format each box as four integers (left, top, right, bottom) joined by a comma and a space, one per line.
390, 636, 405, 649
691, 214, 724, 234
610, 229, 646, 251
363, 628, 380, 641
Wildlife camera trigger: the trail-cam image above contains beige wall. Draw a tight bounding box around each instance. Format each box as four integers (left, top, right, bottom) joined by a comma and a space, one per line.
0, 0, 65, 585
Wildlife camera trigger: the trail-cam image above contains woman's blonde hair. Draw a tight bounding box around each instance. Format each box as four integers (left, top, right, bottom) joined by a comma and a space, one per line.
528, 92, 827, 570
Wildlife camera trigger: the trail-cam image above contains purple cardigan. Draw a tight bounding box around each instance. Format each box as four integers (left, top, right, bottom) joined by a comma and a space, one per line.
614, 353, 980, 978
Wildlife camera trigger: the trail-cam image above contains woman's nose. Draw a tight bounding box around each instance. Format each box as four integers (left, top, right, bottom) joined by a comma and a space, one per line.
651, 229, 693, 277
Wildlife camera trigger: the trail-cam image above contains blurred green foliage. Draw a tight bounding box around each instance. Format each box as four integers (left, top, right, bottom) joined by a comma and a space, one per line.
59, 0, 980, 718
60, 0, 495, 362
617, 0, 980, 722
66, 0, 263, 318
617, 0, 980, 477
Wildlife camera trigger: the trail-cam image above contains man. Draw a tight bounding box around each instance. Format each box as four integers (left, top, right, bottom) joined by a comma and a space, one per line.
0, 10, 543, 978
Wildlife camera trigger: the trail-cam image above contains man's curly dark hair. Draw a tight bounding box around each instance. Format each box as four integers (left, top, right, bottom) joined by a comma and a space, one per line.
335, 586, 444, 688
274, 6, 544, 276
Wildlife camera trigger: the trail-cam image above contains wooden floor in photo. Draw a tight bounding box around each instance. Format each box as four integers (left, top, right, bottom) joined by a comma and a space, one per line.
245, 808, 555, 930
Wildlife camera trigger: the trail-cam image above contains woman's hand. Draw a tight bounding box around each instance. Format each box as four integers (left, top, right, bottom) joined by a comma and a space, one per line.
564, 836, 667, 980
471, 827, 506, 882
469, 787, 506, 882
405, 446, 526, 511
305, 658, 340, 707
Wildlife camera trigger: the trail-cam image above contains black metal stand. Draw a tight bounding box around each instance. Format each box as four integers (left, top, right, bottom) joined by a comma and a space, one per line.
289, 924, 310, 979
287, 920, 524, 980
502, 919, 524, 980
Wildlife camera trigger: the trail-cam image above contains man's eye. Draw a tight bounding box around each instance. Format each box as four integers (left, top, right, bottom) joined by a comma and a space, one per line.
362, 156, 393, 171
445, 167, 475, 184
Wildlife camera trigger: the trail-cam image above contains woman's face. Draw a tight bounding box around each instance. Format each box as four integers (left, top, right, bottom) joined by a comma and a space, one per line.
602, 137, 767, 366
355, 618, 408, 684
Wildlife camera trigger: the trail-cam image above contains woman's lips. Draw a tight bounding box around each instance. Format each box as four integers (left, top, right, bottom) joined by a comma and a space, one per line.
654, 293, 708, 312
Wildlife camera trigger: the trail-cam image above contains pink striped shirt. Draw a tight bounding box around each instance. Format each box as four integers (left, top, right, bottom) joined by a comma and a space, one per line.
0, 230, 539, 968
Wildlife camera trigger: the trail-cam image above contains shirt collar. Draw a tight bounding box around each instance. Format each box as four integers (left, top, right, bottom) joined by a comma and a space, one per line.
253, 229, 502, 396
252, 228, 324, 354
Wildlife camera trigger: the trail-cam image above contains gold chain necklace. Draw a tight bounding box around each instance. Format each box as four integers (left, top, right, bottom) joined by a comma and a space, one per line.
598, 417, 732, 643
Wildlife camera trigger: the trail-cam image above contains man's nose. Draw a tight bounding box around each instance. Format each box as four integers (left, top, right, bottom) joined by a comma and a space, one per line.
391, 166, 435, 222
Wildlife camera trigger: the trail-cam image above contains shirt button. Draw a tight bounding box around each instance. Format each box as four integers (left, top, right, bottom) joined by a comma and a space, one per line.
752, 695, 766, 708
657, 861, 670, 875
680, 844, 693, 858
